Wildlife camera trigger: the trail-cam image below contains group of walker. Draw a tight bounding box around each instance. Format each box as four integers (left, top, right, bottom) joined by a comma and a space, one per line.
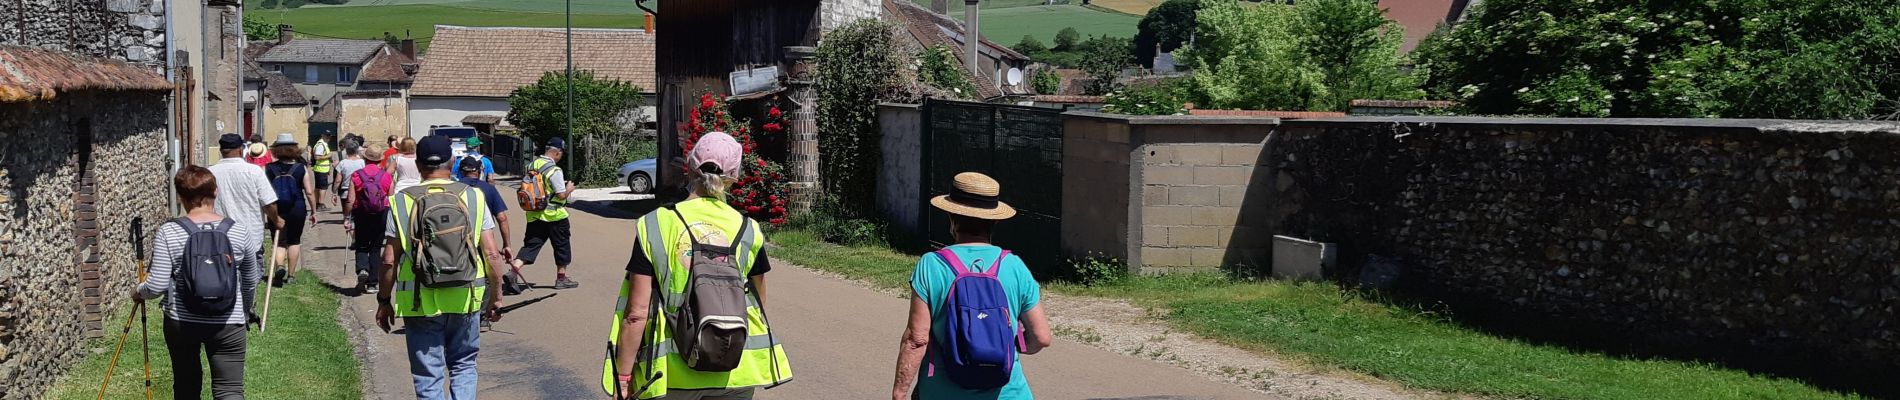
125, 129, 1052, 400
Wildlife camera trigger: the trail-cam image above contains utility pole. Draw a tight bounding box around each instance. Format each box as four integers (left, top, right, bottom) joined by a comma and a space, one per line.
565, 0, 574, 168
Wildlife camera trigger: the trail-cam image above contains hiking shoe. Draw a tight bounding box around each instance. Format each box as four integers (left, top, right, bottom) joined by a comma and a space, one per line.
365, 285, 379, 295
552, 277, 580, 289
356, 270, 372, 293
272, 268, 288, 287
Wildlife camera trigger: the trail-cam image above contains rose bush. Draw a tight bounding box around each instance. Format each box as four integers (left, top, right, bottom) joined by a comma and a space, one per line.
681, 91, 792, 225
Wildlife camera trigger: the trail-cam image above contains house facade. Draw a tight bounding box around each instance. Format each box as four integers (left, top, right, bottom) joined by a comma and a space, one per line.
408, 25, 657, 139
254, 25, 416, 108
0, 2, 177, 398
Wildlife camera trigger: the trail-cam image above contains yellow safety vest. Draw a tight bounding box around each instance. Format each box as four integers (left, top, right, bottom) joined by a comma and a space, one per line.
312, 142, 334, 173
526, 157, 570, 222
389, 179, 490, 317
601, 198, 793, 399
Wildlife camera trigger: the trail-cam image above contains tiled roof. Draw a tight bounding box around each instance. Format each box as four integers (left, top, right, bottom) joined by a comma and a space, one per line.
263, 72, 308, 107
359, 48, 418, 83
1350, 99, 1458, 108
308, 93, 341, 123
257, 39, 386, 65
1378, 0, 1460, 53
243, 41, 278, 82
462, 115, 502, 125
0, 46, 170, 102
410, 25, 655, 98
1187, 109, 1347, 119
886, 0, 1028, 100
1053, 69, 1093, 96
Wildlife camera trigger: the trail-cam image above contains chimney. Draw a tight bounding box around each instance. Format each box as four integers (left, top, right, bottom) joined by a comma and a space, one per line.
931, 0, 948, 13
400, 39, 416, 57
964, 0, 980, 76
644, 13, 654, 34
277, 24, 294, 45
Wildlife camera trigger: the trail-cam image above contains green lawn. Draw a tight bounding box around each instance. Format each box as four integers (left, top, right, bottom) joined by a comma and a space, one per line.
245, 3, 643, 52
979, 5, 1141, 45
42, 271, 361, 400
766, 229, 1864, 400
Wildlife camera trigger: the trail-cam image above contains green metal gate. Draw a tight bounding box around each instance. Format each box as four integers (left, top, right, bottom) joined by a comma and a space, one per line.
922, 98, 1064, 271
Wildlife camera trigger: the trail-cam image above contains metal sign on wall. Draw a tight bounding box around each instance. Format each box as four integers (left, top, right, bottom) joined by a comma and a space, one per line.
728, 66, 782, 98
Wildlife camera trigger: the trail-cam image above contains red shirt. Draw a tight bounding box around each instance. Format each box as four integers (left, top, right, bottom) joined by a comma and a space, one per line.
248, 152, 274, 168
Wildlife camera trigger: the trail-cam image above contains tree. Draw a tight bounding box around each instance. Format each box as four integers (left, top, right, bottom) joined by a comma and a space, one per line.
506, 70, 645, 147
814, 19, 901, 216
1032, 68, 1061, 94
1134, 0, 1199, 68
1180, 0, 1417, 111
1054, 27, 1081, 51
243, 15, 278, 41
1013, 35, 1048, 56
1414, 0, 1900, 118
1078, 36, 1133, 95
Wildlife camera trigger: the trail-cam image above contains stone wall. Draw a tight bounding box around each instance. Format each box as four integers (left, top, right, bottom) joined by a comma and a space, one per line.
0, 0, 167, 68
1264, 117, 1900, 373
1059, 113, 1280, 273
0, 92, 171, 400
877, 103, 924, 234
264, 104, 311, 144
820, 0, 883, 31
339, 92, 410, 140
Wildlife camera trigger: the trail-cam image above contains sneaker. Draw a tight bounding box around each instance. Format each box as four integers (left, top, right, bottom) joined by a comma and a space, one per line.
365, 285, 379, 295
552, 277, 580, 289
356, 270, 371, 292
272, 268, 288, 287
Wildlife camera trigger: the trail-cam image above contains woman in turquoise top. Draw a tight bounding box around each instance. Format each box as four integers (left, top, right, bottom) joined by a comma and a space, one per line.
893, 172, 1055, 400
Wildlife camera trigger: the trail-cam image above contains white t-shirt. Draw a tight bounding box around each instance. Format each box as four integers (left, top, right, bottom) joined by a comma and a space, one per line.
335, 158, 367, 190
207, 157, 280, 249
391, 154, 422, 193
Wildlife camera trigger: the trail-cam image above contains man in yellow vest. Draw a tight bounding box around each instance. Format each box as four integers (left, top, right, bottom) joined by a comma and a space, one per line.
516, 138, 579, 289
377, 135, 507, 400
606, 132, 792, 399
311, 133, 335, 211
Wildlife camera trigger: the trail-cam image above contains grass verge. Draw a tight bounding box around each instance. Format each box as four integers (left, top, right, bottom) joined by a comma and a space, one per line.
766, 228, 1863, 400
42, 271, 362, 400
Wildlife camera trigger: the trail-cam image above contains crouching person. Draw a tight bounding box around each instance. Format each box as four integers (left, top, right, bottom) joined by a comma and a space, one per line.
376, 136, 507, 400
892, 172, 1055, 400
136, 165, 262, 400
607, 132, 793, 399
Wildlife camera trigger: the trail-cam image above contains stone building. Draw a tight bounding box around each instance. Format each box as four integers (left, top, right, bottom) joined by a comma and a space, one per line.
0, 3, 176, 399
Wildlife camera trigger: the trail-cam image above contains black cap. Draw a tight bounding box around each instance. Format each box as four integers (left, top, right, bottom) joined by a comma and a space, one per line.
219, 133, 246, 150
458, 155, 483, 173
546, 137, 566, 150
417, 136, 453, 165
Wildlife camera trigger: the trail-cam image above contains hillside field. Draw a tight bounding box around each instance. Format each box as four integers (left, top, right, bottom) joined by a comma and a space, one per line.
246, 3, 641, 51
980, 5, 1140, 46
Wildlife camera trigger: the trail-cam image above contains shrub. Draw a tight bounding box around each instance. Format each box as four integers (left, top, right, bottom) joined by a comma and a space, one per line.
920, 45, 980, 98
1032, 68, 1061, 95
1101, 84, 1186, 115
815, 19, 900, 218
681, 91, 791, 225
1065, 254, 1129, 285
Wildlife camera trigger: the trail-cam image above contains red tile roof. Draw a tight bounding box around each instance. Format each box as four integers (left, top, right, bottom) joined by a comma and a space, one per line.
0, 46, 170, 102
359, 48, 418, 83
410, 25, 654, 98
1350, 99, 1458, 108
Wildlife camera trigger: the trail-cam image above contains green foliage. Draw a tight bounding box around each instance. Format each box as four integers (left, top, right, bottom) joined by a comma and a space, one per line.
1078, 36, 1133, 95
506, 70, 645, 185
1013, 35, 1048, 55
259, 0, 280, 10
1414, 0, 1900, 119
1181, 0, 1416, 111
1054, 27, 1082, 50
1134, 0, 1199, 68
815, 19, 900, 218
784, 196, 889, 247
1101, 83, 1186, 115
1065, 254, 1129, 285
920, 45, 981, 98
243, 14, 279, 41
1032, 68, 1062, 95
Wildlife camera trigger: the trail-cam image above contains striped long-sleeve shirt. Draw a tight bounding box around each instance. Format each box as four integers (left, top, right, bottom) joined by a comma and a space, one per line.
138, 217, 262, 325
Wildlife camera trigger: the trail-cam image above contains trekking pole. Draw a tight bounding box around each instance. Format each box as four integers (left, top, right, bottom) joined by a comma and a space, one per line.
260, 230, 282, 332
139, 261, 153, 400
95, 295, 141, 400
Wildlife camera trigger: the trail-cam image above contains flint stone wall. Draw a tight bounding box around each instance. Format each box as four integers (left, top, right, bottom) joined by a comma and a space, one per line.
0, 0, 167, 68
1263, 117, 1900, 371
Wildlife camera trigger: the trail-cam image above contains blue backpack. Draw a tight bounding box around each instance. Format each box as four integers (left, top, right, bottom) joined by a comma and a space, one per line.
931, 248, 1019, 390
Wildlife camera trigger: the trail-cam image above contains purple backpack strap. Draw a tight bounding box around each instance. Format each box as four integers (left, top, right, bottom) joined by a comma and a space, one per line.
983, 250, 1011, 277
934, 248, 972, 275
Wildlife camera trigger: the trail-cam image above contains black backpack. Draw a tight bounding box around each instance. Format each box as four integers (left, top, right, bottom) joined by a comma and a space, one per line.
173, 218, 241, 315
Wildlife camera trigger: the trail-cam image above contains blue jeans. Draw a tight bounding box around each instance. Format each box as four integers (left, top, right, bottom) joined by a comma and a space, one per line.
405, 312, 481, 400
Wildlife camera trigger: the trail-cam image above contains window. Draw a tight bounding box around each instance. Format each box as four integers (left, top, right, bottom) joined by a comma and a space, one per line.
303, 66, 317, 84
337, 66, 357, 84
271, 64, 282, 72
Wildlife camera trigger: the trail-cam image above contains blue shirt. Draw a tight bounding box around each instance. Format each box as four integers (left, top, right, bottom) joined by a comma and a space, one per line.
454, 153, 495, 181
459, 177, 508, 217
910, 244, 1041, 400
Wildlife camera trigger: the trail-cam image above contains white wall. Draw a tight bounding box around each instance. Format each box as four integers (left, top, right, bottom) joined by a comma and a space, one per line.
409, 96, 510, 139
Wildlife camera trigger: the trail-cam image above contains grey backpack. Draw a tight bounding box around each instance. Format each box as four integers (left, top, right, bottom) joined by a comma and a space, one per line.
668, 208, 753, 372
402, 183, 482, 307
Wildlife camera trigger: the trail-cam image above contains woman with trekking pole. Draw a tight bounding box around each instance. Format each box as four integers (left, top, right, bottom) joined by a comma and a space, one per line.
133, 166, 263, 400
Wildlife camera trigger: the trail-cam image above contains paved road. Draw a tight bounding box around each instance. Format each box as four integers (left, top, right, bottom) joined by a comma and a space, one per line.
305, 188, 1272, 400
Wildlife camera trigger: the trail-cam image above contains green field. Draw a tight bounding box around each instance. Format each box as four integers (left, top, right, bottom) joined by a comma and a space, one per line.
979, 5, 1141, 46
246, 3, 642, 52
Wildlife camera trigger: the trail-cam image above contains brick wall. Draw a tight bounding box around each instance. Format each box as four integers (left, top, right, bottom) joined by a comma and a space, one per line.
1060, 113, 1280, 273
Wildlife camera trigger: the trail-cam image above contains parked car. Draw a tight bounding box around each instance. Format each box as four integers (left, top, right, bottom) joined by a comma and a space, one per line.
617, 158, 657, 194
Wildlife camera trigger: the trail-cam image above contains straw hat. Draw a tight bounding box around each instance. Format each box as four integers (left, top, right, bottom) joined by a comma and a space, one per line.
931, 172, 1016, 220
247, 142, 267, 157
362, 145, 386, 162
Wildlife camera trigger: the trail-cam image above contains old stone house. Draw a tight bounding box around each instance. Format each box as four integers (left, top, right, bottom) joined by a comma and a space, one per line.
408, 25, 657, 138
0, 2, 178, 399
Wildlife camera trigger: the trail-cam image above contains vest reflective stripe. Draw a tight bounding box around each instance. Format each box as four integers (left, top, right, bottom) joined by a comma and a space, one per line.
601, 199, 791, 399
313, 143, 334, 173
390, 180, 489, 317
526, 158, 570, 221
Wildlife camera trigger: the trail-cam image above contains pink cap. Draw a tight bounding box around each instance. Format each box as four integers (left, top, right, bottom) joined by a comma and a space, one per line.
689, 132, 744, 177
